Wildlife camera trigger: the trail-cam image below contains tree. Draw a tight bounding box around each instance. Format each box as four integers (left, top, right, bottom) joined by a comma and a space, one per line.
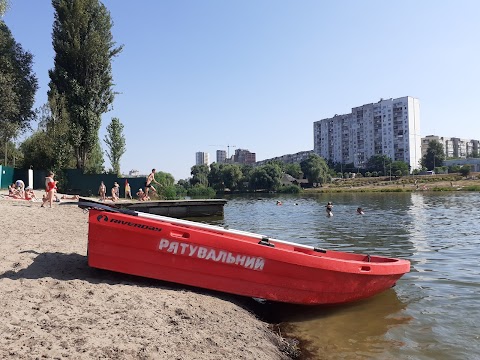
20, 131, 51, 169
300, 154, 329, 184
263, 163, 283, 190
190, 164, 209, 186
0, 21, 38, 165
154, 170, 175, 188
84, 139, 105, 174
390, 161, 409, 176
222, 164, 243, 191
459, 165, 471, 177
0, 0, 10, 16
284, 163, 303, 179
49, 0, 123, 170
421, 140, 445, 171
104, 117, 126, 175
22, 93, 76, 171
366, 154, 391, 174
208, 163, 225, 191
248, 167, 272, 191
468, 150, 479, 158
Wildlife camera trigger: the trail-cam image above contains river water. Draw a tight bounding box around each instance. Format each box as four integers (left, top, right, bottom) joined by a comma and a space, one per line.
211, 192, 480, 360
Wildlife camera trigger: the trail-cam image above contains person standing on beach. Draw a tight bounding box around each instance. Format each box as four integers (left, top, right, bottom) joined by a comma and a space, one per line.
41, 171, 58, 208
125, 179, 132, 199
98, 181, 107, 201
145, 169, 161, 198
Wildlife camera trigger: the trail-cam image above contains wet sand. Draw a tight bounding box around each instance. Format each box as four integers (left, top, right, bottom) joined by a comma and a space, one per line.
0, 197, 290, 359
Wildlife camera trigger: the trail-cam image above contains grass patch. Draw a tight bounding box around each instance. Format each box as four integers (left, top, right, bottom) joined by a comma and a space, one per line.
462, 186, 480, 191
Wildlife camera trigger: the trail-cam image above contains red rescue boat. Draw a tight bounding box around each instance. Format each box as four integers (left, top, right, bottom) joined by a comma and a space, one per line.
81, 201, 410, 305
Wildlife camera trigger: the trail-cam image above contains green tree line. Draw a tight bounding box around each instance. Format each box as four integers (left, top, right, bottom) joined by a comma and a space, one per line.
1, 0, 126, 178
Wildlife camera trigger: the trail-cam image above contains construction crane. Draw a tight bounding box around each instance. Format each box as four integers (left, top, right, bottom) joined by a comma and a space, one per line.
208, 144, 236, 158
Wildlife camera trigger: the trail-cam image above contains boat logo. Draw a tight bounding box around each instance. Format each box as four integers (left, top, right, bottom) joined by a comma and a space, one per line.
97, 214, 109, 222
96, 214, 162, 232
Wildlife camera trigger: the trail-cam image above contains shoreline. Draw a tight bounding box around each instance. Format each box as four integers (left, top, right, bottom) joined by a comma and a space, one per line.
0, 198, 297, 359
306, 174, 480, 193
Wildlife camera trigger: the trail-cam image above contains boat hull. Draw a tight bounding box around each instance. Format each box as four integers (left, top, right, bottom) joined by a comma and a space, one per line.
87, 209, 410, 305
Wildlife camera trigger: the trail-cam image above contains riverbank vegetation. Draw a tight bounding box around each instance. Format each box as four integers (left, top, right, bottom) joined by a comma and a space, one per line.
169, 153, 480, 199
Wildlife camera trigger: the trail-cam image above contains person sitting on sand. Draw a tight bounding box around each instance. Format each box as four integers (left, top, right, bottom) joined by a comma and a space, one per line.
8, 183, 17, 196
111, 182, 120, 201
15, 179, 25, 199
356, 207, 364, 215
136, 188, 146, 201
61, 194, 80, 200
43, 193, 60, 203
24, 186, 38, 201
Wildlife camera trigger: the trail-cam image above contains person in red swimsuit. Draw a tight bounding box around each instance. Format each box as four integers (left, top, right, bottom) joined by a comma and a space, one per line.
41, 171, 58, 208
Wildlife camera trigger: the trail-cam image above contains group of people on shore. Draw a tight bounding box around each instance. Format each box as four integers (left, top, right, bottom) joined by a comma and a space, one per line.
8, 180, 38, 201
5, 172, 77, 208
98, 168, 161, 202
5, 168, 164, 207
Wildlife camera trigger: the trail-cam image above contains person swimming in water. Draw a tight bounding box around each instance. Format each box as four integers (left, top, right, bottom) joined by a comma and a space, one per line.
326, 202, 333, 217
356, 207, 364, 215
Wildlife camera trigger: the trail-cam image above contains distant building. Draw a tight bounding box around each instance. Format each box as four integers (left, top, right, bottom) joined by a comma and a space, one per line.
233, 149, 256, 164
129, 169, 140, 177
255, 150, 314, 166
444, 158, 480, 172
422, 135, 479, 159
314, 96, 422, 171
216, 150, 227, 163
195, 152, 209, 166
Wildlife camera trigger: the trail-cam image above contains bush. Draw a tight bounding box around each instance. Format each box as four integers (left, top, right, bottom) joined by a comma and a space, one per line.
459, 165, 471, 177
278, 185, 302, 194
162, 185, 180, 200
187, 184, 216, 198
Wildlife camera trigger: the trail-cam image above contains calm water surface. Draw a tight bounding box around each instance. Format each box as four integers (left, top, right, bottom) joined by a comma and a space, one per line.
212, 192, 480, 360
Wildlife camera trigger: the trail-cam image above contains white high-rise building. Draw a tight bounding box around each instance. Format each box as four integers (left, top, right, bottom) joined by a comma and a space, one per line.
422, 135, 479, 159
314, 96, 421, 171
195, 152, 209, 166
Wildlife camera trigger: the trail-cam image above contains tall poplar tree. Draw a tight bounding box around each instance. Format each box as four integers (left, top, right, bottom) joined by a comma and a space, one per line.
0, 0, 10, 16
49, 0, 122, 170
0, 19, 38, 165
104, 117, 125, 176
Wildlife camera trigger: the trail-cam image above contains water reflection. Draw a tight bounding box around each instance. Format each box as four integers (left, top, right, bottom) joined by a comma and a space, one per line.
253, 290, 410, 359
216, 192, 480, 360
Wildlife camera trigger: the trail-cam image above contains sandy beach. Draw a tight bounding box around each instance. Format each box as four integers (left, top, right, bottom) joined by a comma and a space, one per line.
0, 197, 291, 359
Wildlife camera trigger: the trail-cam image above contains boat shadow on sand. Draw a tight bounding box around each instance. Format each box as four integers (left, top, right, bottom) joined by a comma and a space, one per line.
0, 250, 252, 306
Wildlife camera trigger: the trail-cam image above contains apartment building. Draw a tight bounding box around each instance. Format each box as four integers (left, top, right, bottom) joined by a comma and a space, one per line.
195, 151, 209, 166
216, 150, 227, 163
314, 96, 421, 171
422, 135, 480, 158
233, 149, 256, 164
255, 150, 314, 166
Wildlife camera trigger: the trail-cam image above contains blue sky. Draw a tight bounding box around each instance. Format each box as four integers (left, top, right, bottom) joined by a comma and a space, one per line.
3, 1, 480, 180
